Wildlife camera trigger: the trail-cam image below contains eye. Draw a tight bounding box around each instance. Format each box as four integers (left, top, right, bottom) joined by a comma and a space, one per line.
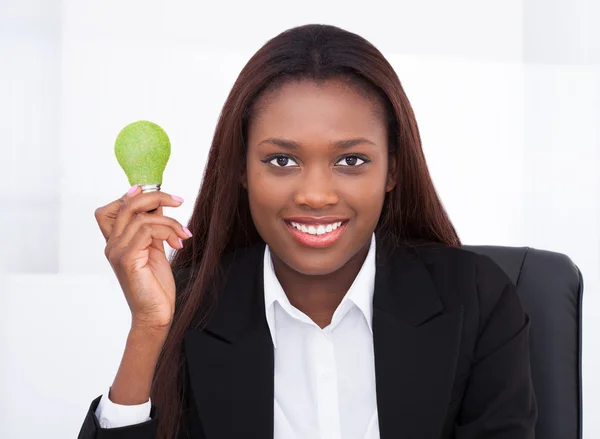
264, 155, 299, 168
336, 155, 368, 167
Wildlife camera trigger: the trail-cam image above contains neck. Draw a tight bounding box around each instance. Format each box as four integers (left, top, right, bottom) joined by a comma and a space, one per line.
270, 242, 370, 329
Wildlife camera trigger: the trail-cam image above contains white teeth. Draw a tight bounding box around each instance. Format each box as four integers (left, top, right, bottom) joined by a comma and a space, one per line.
290, 221, 343, 235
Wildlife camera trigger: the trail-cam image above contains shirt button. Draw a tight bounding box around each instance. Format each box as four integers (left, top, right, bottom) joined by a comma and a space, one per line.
100, 420, 110, 428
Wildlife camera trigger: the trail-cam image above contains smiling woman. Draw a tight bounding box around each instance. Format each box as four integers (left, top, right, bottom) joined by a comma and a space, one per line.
79, 24, 537, 439
245, 79, 395, 279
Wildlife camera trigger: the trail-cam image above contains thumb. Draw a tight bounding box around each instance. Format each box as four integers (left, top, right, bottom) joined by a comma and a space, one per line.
115, 184, 141, 212
125, 184, 140, 198
95, 185, 141, 241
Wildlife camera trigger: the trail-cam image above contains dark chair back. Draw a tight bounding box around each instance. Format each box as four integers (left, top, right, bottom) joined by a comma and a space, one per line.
462, 245, 584, 439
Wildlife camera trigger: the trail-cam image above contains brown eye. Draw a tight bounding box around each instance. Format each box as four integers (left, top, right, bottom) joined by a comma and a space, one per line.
265, 155, 299, 167
336, 155, 366, 167
277, 157, 289, 166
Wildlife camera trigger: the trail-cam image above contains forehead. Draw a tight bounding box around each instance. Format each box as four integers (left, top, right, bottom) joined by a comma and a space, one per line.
247, 79, 386, 144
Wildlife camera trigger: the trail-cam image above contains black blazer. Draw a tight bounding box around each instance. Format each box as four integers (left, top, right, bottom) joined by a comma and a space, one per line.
78, 239, 537, 439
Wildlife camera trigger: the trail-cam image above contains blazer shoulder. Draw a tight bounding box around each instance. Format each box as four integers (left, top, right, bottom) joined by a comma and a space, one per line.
414, 244, 513, 281
411, 244, 516, 312
411, 243, 497, 272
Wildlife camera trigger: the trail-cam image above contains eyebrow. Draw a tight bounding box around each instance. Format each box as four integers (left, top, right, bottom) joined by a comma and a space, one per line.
257, 137, 377, 150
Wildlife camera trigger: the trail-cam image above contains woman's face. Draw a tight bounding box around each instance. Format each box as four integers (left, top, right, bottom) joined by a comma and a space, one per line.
245, 78, 396, 276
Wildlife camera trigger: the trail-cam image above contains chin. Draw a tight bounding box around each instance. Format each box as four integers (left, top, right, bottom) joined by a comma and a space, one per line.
289, 262, 339, 277
279, 249, 353, 277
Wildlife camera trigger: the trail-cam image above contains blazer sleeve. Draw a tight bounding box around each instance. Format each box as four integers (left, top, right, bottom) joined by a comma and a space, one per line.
454, 254, 538, 439
77, 388, 205, 439
77, 396, 157, 439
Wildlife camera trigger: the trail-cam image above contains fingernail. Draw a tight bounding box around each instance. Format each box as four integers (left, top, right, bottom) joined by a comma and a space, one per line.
183, 227, 193, 237
178, 238, 183, 248
171, 195, 184, 203
127, 185, 138, 195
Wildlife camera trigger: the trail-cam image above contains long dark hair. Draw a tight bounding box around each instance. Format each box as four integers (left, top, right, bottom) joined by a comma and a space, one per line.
155, 24, 460, 438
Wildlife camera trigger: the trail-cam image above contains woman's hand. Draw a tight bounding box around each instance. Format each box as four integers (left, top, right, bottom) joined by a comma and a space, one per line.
94, 185, 193, 331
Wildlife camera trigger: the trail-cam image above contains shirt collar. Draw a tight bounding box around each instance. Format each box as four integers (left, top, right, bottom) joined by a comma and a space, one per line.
263, 233, 376, 346
344, 233, 376, 332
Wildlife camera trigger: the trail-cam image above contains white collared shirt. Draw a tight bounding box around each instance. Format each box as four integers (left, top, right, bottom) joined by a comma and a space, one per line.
265, 233, 379, 439
96, 234, 380, 439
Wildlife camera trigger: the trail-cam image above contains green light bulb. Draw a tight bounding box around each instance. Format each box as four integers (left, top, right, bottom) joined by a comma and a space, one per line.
115, 120, 171, 193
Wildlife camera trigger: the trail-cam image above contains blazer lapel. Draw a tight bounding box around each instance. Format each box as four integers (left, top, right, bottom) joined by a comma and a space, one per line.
183, 243, 274, 439
373, 238, 464, 439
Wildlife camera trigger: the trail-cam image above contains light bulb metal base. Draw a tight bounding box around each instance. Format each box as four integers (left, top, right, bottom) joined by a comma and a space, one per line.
140, 184, 161, 193
141, 184, 161, 213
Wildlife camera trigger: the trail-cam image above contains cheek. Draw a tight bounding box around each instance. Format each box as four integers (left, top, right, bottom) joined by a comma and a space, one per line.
343, 172, 388, 213
245, 161, 290, 214
344, 155, 390, 193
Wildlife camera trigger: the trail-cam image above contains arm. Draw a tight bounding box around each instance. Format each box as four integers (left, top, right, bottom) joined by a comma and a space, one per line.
77, 267, 198, 438
77, 327, 166, 439
455, 255, 538, 438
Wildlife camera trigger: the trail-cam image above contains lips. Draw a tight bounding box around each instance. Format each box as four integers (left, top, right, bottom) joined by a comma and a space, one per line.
284, 216, 349, 225
283, 217, 349, 248
288, 220, 344, 235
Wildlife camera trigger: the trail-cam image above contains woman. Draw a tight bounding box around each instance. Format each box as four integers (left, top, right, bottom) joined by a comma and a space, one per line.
78, 24, 537, 439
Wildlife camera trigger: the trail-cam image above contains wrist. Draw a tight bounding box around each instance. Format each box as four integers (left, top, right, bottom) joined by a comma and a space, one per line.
110, 327, 168, 405
128, 324, 170, 347
130, 315, 173, 337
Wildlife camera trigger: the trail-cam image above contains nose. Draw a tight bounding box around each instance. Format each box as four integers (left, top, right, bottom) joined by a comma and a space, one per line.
293, 166, 339, 209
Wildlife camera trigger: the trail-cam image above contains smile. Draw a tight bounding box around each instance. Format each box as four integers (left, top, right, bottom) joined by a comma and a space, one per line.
284, 219, 349, 248
289, 221, 343, 235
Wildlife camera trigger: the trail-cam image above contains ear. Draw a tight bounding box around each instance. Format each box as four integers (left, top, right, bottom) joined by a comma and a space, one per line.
240, 168, 248, 190
385, 154, 397, 192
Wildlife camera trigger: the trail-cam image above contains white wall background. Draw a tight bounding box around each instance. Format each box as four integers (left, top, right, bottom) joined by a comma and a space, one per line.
1, 0, 598, 437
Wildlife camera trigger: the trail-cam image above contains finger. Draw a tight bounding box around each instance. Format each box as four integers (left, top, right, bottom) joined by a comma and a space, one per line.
149, 206, 164, 216
112, 214, 192, 254
117, 223, 185, 265
95, 185, 142, 241
149, 206, 168, 252
112, 192, 184, 241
